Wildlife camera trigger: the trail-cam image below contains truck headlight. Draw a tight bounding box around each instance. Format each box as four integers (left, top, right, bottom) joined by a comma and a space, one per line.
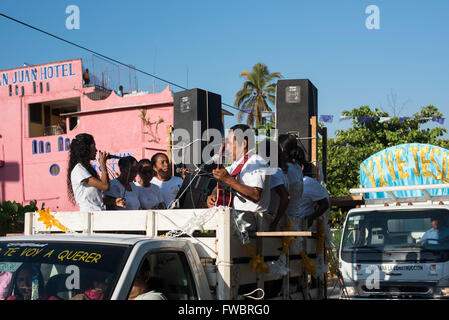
437, 287, 449, 297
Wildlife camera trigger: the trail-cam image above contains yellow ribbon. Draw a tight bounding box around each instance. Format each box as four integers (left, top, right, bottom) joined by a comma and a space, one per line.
326, 248, 338, 278
37, 208, 67, 232
281, 218, 295, 254
300, 250, 317, 275
245, 244, 270, 274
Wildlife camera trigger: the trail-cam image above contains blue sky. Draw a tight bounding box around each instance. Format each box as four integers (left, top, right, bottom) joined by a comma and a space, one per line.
1, 0, 448, 137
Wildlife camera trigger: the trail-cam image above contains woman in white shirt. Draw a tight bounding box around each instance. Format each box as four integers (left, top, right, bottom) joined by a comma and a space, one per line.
67, 133, 116, 212
134, 159, 165, 209
259, 139, 290, 230
104, 156, 141, 210
278, 134, 305, 220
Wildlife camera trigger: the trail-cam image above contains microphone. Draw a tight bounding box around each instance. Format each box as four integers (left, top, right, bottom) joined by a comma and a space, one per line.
175, 167, 191, 174
106, 155, 122, 160
175, 154, 221, 174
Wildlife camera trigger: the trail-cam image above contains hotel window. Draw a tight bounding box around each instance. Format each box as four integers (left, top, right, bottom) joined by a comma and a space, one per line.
45, 142, 51, 153
21, 86, 24, 96
32, 140, 37, 154
9, 85, 12, 96
33, 82, 36, 94
39, 141, 44, 154
29, 103, 42, 123
15, 86, 18, 95
58, 137, 64, 151
39, 82, 43, 94
65, 138, 71, 151
46, 82, 50, 92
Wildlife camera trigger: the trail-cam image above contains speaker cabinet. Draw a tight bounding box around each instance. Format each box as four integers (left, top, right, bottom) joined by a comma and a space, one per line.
173, 88, 223, 172
275, 79, 317, 161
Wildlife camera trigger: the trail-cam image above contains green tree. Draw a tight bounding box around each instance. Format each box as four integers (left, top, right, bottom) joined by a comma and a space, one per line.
325, 105, 449, 227
235, 63, 282, 127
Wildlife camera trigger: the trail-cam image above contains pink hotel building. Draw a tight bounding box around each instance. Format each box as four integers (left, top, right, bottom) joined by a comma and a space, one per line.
0, 58, 229, 211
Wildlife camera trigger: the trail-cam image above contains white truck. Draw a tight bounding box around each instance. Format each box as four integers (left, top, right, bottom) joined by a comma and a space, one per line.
0, 207, 326, 300
339, 184, 449, 299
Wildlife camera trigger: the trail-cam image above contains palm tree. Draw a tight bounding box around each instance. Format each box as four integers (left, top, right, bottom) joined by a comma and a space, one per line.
234, 63, 282, 127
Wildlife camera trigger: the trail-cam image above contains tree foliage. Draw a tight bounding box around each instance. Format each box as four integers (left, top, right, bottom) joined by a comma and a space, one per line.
325, 105, 449, 227
235, 63, 282, 127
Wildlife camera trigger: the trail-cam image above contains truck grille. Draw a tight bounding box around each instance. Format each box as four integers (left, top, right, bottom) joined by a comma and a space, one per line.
361, 282, 432, 296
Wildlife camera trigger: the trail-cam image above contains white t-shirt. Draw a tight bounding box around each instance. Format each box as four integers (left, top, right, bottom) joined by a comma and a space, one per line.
150, 176, 184, 208
104, 179, 141, 210
134, 290, 167, 300
70, 163, 105, 212
268, 167, 289, 215
285, 162, 304, 218
134, 181, 165, 209
297, 176, 330, 218
225, 154, 271, 213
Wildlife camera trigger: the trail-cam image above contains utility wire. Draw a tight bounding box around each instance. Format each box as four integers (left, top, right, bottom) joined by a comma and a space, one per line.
0, 12, 275, 125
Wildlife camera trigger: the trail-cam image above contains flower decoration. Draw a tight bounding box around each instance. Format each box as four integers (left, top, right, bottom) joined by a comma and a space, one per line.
37, 208, 67, 232
300, 250, 317, 275
245, 244, 270, 274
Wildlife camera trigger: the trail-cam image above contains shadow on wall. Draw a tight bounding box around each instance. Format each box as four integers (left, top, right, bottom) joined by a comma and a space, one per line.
0, 162, 20, 202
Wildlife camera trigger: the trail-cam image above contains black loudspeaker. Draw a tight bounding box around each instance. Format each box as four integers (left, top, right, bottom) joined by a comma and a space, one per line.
173, 88, 223, 172
174, 169, 216, 209
275, 79, 317, 162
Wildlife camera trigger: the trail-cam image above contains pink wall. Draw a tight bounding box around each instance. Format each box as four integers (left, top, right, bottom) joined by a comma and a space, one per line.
0, 58, 174, 211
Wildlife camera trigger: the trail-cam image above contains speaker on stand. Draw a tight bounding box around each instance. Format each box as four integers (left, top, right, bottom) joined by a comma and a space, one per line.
275, 79, 318, 163
172, 88, 224, 209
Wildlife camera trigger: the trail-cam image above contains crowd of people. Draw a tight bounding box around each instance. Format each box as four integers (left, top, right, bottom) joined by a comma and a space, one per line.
67, 127, 331, 232
67, 133, 183, 212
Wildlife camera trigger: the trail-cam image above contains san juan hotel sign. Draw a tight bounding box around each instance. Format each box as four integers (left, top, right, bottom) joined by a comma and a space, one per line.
360, 144, 449, 199
0, 61, 78, 88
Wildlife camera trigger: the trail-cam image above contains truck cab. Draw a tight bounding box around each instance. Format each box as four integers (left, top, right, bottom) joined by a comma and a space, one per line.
0, 234, 211, 300
339, 186, 449, 299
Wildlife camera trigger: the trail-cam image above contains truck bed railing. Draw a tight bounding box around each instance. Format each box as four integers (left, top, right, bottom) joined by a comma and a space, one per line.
349, 183, 449, 205
24, 207, 325, 300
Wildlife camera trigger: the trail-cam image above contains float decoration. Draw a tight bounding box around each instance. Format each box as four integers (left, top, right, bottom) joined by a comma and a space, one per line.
37, 208, 67, 233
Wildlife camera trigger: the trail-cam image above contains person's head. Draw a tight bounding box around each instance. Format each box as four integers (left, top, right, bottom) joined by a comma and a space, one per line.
278, 134, 305, 164
137, 159, 155, 186
12, 263, 44, 300
118, 156, 138, 183
119, 85, 123, 91
227, 124, 254, 161
151, 153, 171, 180
128, 259, 151, 299
67, 133, 99, 204
301, 161, 314, 177
431, 215, 442, 230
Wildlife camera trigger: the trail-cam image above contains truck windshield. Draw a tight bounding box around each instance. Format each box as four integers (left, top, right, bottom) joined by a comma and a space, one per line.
342, 208, 449, 252
0, 241, 130, 300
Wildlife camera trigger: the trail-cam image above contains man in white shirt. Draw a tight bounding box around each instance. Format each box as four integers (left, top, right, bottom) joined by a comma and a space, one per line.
206, 124, 270, 213
150, 153, 183, 208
